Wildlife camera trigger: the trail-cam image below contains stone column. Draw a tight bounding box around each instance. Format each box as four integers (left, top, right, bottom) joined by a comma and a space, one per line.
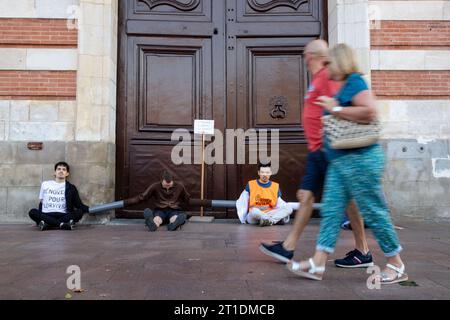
73, 0, 118, 222
327, 0, 371, 77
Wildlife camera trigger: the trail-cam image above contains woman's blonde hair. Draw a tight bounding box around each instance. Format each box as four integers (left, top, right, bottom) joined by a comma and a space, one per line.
328, 43, 361, 78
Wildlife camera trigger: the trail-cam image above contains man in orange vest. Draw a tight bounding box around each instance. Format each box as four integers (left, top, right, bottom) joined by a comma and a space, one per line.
236, 162, 292, 226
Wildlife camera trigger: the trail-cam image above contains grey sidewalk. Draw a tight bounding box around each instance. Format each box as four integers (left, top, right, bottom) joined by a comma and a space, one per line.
0, 218, 449, 300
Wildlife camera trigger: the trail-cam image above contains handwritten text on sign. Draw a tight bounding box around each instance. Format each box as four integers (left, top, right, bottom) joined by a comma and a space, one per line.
194, 120, 215, 135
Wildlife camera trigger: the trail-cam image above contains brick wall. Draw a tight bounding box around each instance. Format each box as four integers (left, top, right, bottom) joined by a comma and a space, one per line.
371, 21, 450, 49
369, 0, 450, 220
0, 70, 76, 100
0, 18, 77, 100
0, 0, 118, 223
370, 8, 449, 99
372, 71, 450, 99
0, 19, 77, 48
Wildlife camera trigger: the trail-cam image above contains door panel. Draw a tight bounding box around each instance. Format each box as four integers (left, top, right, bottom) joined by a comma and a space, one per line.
236, 38, 309, 130
125, 143, 212, 217
117, 0, 325, 218
143, 52, 198, 126
117, 0, 226, 217
233, 39, 311, 201
225, 0, 325, 201
130, 36, 212, 137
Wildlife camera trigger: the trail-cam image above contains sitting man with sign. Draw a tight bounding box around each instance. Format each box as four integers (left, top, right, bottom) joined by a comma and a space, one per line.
236, 162, 292, 226
28, 161, 89, 231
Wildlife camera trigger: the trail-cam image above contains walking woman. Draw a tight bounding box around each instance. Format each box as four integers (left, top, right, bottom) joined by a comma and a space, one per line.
287, 43, 408, 284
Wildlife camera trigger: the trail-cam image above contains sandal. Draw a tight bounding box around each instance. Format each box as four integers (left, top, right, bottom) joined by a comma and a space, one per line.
380, 263, 408, 285
286, 258, 325, 281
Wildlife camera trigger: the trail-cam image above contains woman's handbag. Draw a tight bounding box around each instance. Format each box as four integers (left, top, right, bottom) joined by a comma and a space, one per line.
322, 114, 381, 149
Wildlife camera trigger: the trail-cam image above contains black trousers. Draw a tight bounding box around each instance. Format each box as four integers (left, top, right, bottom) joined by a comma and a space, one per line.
152, 208, 185, 225
29, 208, 84, 227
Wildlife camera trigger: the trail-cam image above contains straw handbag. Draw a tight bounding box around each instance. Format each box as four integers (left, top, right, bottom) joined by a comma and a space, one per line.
322, 115, 381, 149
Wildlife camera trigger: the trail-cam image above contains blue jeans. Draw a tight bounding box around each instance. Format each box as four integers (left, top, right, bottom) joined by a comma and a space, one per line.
145, 208, 184, 225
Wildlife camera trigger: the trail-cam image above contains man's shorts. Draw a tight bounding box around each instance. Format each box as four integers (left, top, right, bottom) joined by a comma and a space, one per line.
153, 208, 183, 224
299, 149, 328, 196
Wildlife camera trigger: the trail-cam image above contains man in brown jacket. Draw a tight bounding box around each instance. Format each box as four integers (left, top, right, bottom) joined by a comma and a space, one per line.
126, 170, 190, 231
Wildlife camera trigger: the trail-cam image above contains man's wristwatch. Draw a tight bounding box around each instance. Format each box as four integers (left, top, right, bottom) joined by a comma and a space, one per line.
332, 106, 343, 113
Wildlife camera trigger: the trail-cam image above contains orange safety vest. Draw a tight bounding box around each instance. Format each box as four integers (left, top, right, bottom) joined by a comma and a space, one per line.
248, 179, 279, 213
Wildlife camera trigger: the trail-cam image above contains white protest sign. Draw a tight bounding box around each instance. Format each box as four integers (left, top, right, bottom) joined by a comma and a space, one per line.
194, 119, 215, 135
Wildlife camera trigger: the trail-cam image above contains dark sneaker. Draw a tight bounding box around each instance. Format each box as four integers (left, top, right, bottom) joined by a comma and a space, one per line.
167, 213, 186, 231
145, 218, 157, 232
38, 220, 49, 231
259, 241, 294, 263
334, 249, 374, 268
60, 222, 73, 230
145, 220, 158, 232
144, 209, 157, 231
143, 208, 153, 220
341, 220, 352, 230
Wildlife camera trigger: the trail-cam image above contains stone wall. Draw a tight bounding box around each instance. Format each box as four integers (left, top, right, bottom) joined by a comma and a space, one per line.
0, 141, 115, 223
381, 139, 450, 221
327, 0, 450, 221
0, 0, 118, 223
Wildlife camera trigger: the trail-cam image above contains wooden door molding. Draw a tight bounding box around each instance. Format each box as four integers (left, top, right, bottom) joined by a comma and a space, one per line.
130, 36, 212, 139
247, 0, 309, 12
138, 0, 201, 12
236, 37, 310, 133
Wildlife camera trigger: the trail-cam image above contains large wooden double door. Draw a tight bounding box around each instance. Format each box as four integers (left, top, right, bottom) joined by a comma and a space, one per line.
117, 0, 326, 217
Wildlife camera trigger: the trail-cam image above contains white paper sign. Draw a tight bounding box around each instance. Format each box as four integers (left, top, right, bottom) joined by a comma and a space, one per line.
194, 119, 215, 135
